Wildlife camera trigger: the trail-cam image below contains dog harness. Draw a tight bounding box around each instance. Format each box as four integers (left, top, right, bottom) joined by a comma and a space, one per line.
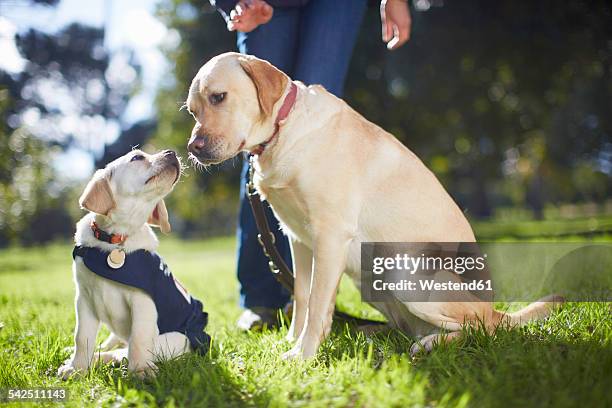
72, 245, 211, 354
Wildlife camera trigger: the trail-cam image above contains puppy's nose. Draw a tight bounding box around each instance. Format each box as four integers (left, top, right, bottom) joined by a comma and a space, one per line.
188, 136, 207, 156
163, 149, 176, 158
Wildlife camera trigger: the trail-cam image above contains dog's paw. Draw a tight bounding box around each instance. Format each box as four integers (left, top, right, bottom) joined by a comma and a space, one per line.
62, 346, 75, 354
132, 368, 155, 380
129, 362, 157, 379
135, 367, 157, 379
410, 332, 462, 357
57, 363, 81, 380
281, 345, 304, 361
110, 349, 128, 366
281, 342, 318, 361
409, 341, 427, 357
410, 334, 442, 357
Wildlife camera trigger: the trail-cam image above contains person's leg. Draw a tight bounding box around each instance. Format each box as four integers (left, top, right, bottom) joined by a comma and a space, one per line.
235, 9, 299, 321
294, 0, 368, 97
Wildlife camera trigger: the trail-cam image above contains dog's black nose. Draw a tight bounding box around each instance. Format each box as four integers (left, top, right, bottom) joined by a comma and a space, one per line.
187, 136, 207, 156
163, 149, 176, 157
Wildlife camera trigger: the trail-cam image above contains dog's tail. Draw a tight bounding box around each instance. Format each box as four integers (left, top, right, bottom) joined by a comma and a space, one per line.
493, 294, 565, 327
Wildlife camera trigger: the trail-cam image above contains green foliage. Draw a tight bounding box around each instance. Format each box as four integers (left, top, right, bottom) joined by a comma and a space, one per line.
152, 1, 239, 236
0, 90, 73, 245
345, 1, 611, 216
0, 232, 611, 407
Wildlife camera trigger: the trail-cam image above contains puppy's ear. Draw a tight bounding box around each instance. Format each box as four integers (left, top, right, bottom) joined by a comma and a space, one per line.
148, 200, 171, 234
239, 55, 288, 118
79, 171, 115, 215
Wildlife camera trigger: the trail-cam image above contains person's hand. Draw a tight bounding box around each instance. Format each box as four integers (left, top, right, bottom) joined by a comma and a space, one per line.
380, 0, 411, 50
227, 0, 274, 33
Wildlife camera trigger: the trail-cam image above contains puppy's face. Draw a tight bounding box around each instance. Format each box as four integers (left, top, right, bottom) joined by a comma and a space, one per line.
79, 149, 181, 232
186, 52, 288, 165
109, 149, 180, 199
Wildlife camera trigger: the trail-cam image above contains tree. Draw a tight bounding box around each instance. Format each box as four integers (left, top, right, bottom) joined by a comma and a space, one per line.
153, 0, 239, 236
345, 0, 611, 217
0, 20, 144, 244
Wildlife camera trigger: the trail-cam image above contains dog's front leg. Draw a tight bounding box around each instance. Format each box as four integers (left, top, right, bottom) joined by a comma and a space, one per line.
127, 296, 158, 378
58, 296, 99, 379
283, 228, 351, 360
286, 238, 313, 342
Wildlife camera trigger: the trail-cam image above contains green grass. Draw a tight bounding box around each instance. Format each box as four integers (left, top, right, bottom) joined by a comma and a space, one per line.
472, 215, 612, 240
0, 233, 611, 407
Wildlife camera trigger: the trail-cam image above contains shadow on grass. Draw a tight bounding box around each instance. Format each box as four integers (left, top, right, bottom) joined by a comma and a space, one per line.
318, 303, 612, 408
94, 303, 610, 408
109, 349, 273, 407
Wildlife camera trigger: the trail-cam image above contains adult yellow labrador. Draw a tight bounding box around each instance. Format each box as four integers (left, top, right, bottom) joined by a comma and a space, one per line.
186, 52, 561, 360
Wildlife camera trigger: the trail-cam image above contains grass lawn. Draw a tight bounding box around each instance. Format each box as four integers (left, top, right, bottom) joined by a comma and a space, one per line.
0, 230, 611, 407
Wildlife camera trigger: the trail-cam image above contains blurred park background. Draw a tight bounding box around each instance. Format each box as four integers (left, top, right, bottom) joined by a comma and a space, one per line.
0, 0, 611, 246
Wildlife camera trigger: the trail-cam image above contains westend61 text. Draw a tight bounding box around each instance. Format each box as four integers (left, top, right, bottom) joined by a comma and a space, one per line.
372, 279, 493, 292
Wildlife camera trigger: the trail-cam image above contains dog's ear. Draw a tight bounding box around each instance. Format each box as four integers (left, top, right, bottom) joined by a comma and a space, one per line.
239, 55, 288, 118
79, 170, 115, 215
148, 199, 171, 234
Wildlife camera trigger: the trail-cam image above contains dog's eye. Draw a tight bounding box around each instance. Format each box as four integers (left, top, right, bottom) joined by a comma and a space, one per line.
209, 92, 227, 106
131, 154, 145, 162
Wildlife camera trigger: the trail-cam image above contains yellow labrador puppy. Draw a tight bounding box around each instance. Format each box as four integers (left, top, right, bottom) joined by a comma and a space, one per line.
186, 52, 561, 359
59, 149, 210, 379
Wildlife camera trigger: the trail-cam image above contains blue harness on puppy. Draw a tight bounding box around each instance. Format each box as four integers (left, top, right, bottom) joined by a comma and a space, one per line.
72, 245, 211, 354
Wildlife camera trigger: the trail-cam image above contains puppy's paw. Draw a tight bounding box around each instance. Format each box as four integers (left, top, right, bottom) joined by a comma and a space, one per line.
129, 362, 157, 379
110, 349, 128, 366
135, 367, 157, 379
132, 368, 155, 380
57, 363, 82, 380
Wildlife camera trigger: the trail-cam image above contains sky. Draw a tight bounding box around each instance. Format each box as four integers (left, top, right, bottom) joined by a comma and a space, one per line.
0, 0, 177, 179
1, 0, 171, 123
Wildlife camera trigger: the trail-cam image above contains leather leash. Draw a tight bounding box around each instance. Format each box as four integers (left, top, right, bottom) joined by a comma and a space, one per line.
246, 155, 294, 291
246, 155, 385, 326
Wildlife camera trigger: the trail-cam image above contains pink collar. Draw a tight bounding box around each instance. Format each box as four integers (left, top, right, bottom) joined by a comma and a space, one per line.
251, 82, 298, 156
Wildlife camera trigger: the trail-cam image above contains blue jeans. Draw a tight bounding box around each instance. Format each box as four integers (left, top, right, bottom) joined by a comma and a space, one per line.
236, 0, 368, 309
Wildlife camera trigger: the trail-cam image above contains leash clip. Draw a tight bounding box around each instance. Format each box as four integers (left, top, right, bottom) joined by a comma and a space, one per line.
268, 261, 280, 275
246, 154, 257, 196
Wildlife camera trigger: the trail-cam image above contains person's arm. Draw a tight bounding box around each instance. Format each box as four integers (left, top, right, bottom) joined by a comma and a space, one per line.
380, 0, 412, 50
